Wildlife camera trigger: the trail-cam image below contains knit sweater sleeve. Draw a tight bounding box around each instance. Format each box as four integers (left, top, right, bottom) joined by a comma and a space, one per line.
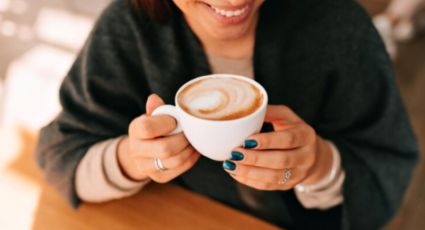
315, 3, 419, 229
35, 1, 149, 208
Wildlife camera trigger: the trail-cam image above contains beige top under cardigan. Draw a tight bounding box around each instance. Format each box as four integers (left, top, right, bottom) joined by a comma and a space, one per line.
76, 54, 345, 209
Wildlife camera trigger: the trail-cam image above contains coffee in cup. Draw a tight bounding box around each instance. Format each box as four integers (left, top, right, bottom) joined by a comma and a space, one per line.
152, 74, 268, 161
177, 77, 264, 121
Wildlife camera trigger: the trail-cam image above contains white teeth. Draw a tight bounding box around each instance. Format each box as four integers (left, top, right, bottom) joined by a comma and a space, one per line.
211, 5, 249, 17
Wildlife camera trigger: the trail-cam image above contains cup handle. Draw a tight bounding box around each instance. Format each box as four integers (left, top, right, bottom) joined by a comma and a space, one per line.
151, 105, 182, 136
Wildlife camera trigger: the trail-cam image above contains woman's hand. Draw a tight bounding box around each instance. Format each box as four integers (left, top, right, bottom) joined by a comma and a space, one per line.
117, 94, 201, 183
223, 105, 333, 190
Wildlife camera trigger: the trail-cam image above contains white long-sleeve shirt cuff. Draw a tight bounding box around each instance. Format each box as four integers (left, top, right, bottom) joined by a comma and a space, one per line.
76, 136, 150, 203
294, 141, 345, 210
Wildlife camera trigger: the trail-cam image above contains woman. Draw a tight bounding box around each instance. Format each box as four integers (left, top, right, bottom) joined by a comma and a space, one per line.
36, 0, 418, 229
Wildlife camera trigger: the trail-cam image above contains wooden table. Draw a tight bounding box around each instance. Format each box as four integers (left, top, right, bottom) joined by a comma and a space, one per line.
1, 129, 280, 230
31, 182, 280, 230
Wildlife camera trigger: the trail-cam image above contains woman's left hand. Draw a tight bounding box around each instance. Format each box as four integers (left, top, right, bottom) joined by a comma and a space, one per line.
223, 105, 333, 190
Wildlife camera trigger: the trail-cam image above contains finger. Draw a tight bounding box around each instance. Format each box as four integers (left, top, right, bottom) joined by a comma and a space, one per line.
230, 174, 296, 191
129, 114, 177, 139
224, 162, 285, 184
225, 161, 307, 185
146, 94, 165, 115
264, 105, 301, 123
160, 146, 198, 169
149, 152, 201, 183
231, 147, 311, 169
246, 125, 315, 150
230, 174, 277, 191
129, 133, 190, 158
136, 145, 196, 174
168, 150, 200, 175
135, 145, 196, 174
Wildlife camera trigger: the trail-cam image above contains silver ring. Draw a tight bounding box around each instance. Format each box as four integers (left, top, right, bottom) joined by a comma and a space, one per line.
278, 168, 292, 185
154, 158, 167, 172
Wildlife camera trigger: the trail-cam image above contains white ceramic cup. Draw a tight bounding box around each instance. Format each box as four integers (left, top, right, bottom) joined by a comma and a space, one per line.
152, 74, 268, 161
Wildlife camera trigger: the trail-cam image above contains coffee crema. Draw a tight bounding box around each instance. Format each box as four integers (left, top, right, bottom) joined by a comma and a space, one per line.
178, 77, 263, 120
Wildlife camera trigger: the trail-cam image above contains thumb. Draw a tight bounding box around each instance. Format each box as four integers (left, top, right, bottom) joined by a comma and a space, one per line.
146, 94, 165, 115
264, 105, 300, 123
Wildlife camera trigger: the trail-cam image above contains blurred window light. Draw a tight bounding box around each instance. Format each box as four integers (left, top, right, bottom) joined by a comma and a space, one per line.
72, 0, 110, 15
0, 129, 21, 169
0, 80, 3, 122
0, 0, 10, 12
0, 171, 41, 230
17, 25, 33, 41
1, 20, 17, 37
0, 128, 41, 230
2, 45, 75, 131
35, 7, 94, 50
10, 0, 27, 15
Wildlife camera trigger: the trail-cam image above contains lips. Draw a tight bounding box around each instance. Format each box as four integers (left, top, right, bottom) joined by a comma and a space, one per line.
202, 1, 253, 25
210, 5, 250, 18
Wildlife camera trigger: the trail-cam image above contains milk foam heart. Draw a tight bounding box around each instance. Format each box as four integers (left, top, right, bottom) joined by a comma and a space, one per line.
178, 77, 263, 120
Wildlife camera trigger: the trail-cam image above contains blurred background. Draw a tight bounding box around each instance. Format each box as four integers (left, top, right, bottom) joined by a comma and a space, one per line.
0, 0, 424, 229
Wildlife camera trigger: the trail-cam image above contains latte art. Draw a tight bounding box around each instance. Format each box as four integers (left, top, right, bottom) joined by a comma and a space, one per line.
178, 77, 263, 120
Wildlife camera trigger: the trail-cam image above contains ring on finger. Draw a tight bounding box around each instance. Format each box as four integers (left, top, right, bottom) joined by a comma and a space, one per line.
278, 168, 292, 185
154, 158, 167, 172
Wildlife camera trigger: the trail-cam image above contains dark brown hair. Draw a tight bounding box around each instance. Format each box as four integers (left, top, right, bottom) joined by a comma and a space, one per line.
132, 0, 172, 23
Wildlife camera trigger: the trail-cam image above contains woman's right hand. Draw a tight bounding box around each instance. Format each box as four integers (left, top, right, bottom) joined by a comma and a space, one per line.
117, 94, 201, 183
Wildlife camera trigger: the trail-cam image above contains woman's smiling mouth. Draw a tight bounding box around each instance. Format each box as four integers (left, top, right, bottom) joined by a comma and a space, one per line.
202, 1, 253, 25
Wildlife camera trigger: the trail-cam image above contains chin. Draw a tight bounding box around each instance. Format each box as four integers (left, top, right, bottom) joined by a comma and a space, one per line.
209, 28, 250, 41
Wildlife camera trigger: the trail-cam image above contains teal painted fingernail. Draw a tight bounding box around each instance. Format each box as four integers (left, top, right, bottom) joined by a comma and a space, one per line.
230, 151, 244, 161
244, 139, 257, 149
223, 161, 236, 171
